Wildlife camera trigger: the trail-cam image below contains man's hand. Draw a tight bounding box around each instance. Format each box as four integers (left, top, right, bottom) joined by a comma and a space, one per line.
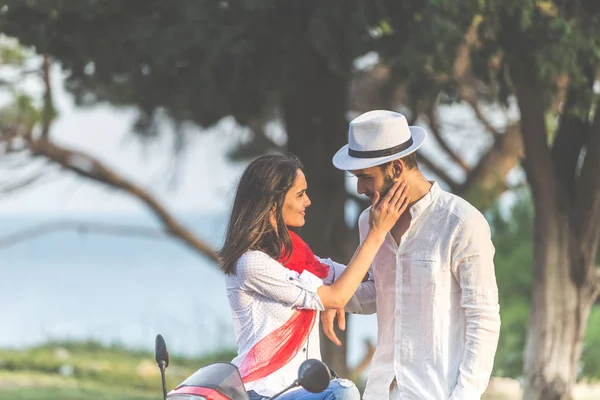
321, 308, 346, 346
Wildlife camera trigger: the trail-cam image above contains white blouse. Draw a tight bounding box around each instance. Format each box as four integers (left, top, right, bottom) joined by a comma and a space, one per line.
226, 250, 345, 397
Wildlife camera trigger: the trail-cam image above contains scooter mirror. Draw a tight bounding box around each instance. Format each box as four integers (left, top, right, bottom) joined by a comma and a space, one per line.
155, 334, 170, 400
155, 334, 169, 368
297, 359, 331, 393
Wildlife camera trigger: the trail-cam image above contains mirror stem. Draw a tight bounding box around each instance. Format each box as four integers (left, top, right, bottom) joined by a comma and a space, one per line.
267, 380, 299, 400
159, 361, 167, 400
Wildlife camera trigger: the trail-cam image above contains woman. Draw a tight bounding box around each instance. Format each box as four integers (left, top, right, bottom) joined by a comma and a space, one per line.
218, 153, 409, 399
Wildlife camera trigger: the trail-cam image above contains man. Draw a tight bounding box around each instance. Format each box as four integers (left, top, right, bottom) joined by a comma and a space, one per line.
323, 110, 501, 400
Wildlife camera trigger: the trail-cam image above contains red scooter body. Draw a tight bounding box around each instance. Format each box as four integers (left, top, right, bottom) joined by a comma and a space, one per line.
156, 334, 331, 400
166, 362, 249, 400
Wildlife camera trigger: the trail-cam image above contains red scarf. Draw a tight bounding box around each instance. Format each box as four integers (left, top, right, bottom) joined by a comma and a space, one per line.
238, 231, 330, 383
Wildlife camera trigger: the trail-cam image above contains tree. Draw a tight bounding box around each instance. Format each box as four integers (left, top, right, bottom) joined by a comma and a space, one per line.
375, 1, 600, 398
488, 190, 600, 384
485, 4, 600, 399
0, 1, 528, 378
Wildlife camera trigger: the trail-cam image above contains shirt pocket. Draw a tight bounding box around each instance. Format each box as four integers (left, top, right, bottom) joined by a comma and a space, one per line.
409, 252, 447, 294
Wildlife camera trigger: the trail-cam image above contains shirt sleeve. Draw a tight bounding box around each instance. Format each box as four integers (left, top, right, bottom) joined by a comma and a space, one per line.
317, 256, 346, 286
234, 251, 325, 311
317, 254, 377, 314
345, 279, 376, 314
449, 213, 501, 399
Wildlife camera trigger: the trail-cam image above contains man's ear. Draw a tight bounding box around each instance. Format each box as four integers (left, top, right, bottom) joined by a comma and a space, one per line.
391, 160, 403, 178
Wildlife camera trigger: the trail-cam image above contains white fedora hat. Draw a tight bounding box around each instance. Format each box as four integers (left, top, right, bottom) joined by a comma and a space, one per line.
332, 110, 427, 171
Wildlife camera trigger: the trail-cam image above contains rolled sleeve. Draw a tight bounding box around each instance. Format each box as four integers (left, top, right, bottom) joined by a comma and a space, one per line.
317, 256, 347, 286
449, 214, 501, 399
235, 251, 324, 311
316, 255, 376, 314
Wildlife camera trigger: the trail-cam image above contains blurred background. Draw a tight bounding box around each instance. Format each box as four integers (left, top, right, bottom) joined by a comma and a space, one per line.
0, 1, 599, 399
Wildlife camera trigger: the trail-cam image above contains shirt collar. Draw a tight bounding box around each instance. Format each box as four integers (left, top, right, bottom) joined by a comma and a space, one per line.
408, 181, 440, 221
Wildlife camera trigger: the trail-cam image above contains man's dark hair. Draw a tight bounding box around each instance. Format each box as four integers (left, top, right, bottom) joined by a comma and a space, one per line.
379, 152, 419, 172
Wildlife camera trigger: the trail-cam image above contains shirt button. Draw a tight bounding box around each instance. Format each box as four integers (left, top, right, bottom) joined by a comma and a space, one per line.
303, 347, 307, 352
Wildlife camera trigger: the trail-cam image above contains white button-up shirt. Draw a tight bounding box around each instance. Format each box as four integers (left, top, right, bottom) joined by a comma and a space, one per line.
226, 250, 346, 397
346, 182, 501, 400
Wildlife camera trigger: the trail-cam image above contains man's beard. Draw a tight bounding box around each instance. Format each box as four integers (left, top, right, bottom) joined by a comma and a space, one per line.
380, 172, 396, 198
366, 172, 395, 200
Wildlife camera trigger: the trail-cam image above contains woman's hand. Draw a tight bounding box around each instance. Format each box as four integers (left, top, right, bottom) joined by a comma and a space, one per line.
368, 180, 410, 236
316, 181, 410, 310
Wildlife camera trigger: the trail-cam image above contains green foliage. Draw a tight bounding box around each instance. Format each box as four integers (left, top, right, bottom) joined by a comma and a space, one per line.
0, 339, 237, 392
0, 36, 26, 65
0, 39, 57, 134
0, 371, 157, 400
376, 0, 477, 102
361, 0, 600, 118
0, 1, 417, 136
478, 1, 600, 114
487, 191, 533, 378
0, 92, 42, 128
582, 308, 600, 378
1, 1, 598, 146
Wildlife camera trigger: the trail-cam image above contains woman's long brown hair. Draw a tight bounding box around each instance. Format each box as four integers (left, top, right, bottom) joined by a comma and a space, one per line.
218, 153, 303, 275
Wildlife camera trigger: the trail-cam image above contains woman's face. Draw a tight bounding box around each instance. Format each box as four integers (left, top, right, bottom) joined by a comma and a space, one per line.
281, 169, 311, 227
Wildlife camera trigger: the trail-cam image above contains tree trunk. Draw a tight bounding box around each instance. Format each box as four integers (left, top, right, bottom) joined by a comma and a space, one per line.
458, 123, 523, 209
523, 208, 596, 399
281, 39, 355, 377
510, 51, 600, 398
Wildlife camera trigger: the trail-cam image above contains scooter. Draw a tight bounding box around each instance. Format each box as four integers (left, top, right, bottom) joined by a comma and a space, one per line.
154, 334, 332, 400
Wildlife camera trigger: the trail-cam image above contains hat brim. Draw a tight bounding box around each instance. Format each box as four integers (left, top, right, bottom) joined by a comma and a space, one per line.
332, 126, 427, 171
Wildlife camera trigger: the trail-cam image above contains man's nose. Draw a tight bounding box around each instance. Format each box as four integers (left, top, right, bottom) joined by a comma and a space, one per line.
357, 181, 366, 195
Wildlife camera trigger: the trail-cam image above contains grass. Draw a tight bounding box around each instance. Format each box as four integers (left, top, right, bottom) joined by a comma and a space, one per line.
0, 371, 156, 400
0, 340, 237, 400
2, 340, 598, 399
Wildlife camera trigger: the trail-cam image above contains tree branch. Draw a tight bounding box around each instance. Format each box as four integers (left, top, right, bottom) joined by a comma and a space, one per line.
424, 103, 470, 173
0, 170, 59, 194
510, 68, 557, 209
457, 123, 524, 208
453, 14, 502, 139
462, 93, 502, 137
26, 139, 220, 263
40, 54, 53, 141
417, 153, 461, 192
0, 138, 58, 194
0, 220, 177, 249
348, 339, 375, 382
